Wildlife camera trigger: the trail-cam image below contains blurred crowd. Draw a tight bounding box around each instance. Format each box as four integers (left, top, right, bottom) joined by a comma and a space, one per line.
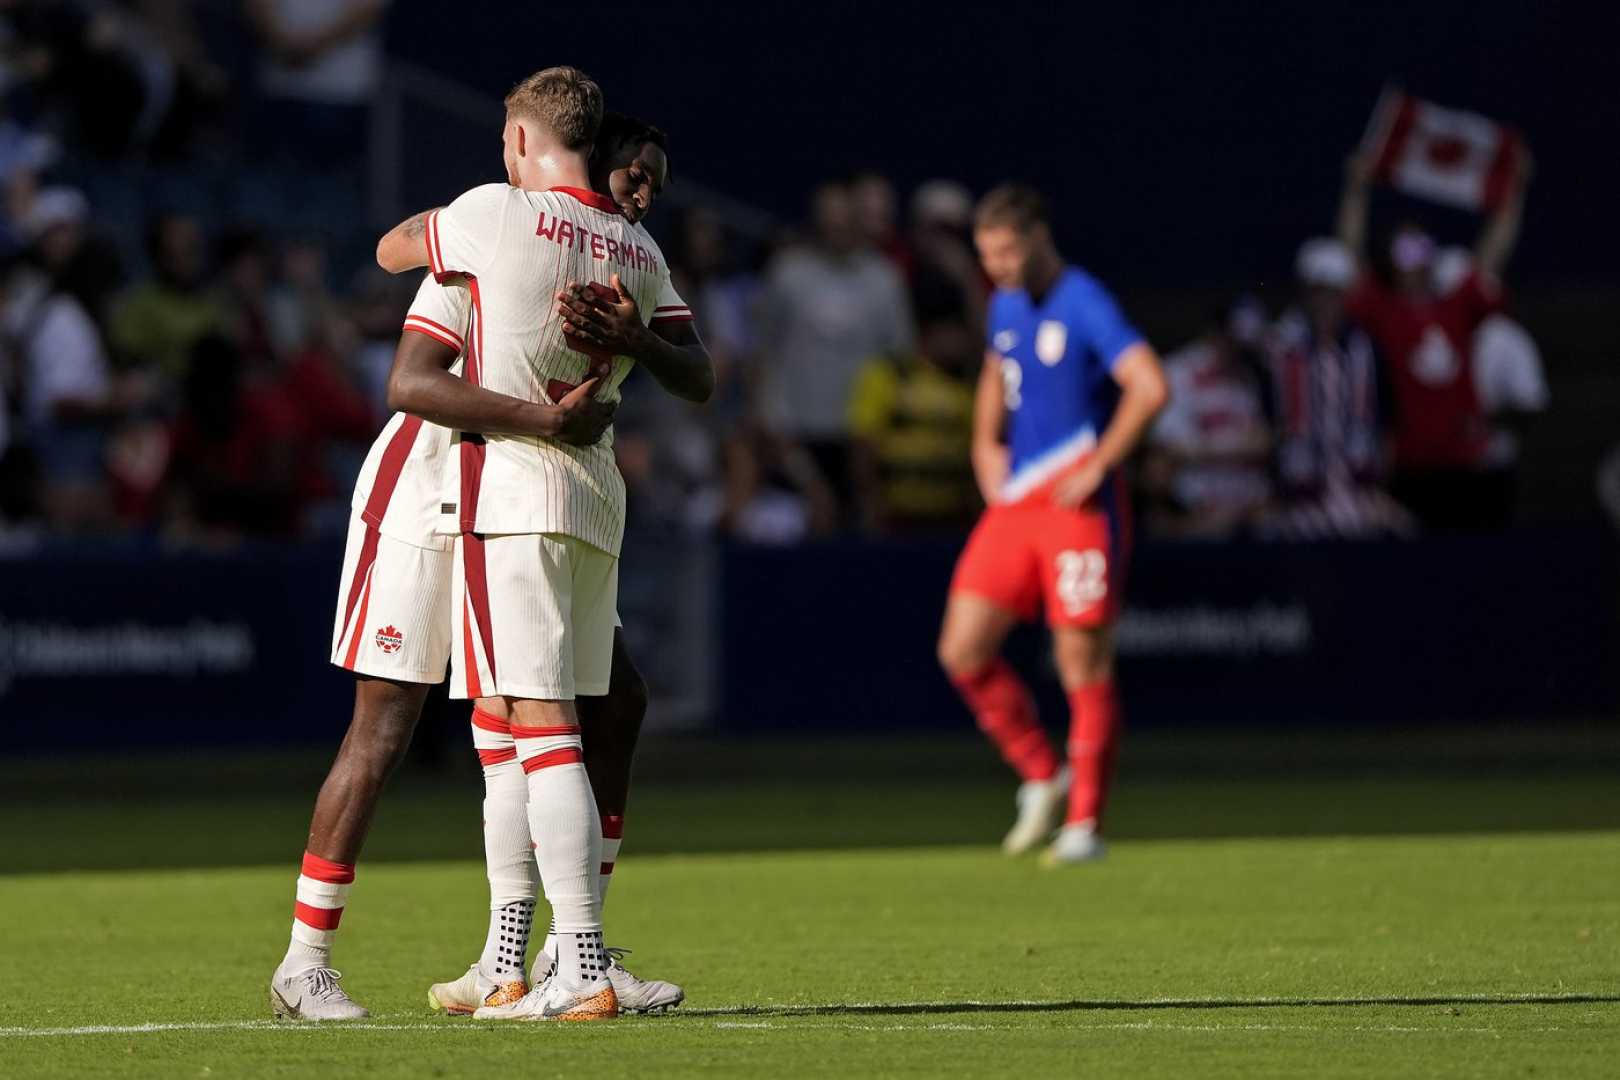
0, 3, 1551, 548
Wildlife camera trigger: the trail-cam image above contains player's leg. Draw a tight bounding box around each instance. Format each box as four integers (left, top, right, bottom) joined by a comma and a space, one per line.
427, 695, 536, 1014
464, 533, 615, 1021
275, 519, 450, 1021
940, 507, 1068, 853
1046, 625, 1118, 864
1038, 498, 1127, 865
574, 633, 683, 1012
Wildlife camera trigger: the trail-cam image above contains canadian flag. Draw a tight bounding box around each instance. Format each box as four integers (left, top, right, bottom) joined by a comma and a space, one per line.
1361, 89, 1525, 212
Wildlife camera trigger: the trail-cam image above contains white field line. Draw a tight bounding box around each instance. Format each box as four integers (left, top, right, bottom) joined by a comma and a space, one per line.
0, 997, 1594, 1036
0, 1019, 1560, 1039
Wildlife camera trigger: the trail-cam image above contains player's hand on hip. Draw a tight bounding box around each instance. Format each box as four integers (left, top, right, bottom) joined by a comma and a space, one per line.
549, 378, 616, 446
1052, 459, 1106, 509
555, 273, 644, 353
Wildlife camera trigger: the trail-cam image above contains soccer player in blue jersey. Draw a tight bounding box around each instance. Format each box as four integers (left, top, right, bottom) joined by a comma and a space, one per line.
937, 185, 1169, 864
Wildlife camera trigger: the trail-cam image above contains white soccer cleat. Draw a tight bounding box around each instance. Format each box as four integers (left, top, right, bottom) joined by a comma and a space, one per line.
606, 948, 684, 1013
473, 976, 619, 1022
1043, 820, 1108, 866
269, 966, 369, 1021
427, 964, 528, 1015
1002, 767, 1071, 855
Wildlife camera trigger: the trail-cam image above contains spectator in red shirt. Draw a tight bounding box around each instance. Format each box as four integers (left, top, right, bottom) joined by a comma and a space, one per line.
1336, 149, 1532, 529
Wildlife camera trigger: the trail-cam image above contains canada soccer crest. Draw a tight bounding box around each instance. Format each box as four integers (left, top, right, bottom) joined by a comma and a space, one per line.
375, 625, 404, 654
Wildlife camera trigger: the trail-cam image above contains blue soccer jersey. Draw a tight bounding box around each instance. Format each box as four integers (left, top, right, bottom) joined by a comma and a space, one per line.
987, 266, 1144, 501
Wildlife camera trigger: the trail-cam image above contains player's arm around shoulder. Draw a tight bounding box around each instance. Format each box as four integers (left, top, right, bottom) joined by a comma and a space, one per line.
376, 183, 511, 276
376, 208, 439, 274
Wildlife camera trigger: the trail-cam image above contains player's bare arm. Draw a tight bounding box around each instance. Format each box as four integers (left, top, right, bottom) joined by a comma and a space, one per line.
1052, 342, 1170, 508
1336, 151, 1372, 267
1476, 150, 1532, 280
970, 348, 1010, 504
554, 272, 716, 403
375, 209, 439, 274
386, 327, 615, 446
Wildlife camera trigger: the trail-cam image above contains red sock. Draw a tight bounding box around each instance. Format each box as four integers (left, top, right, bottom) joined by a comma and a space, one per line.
952, 660, 1059, 782
1065, 681, 1121, 826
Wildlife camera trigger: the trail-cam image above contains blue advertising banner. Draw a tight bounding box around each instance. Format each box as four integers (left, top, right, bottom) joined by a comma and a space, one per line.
716, 530, 1620, 733
3, 530, 1616, 752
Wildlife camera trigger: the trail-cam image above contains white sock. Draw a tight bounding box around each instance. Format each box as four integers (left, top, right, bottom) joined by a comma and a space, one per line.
281, 852, 354, 976
514, 721, 604, 989
543, 813, 622, 967
473, 710, 539, 980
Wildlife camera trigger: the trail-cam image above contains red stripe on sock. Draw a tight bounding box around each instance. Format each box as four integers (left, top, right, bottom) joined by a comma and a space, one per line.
477, 746, 518, 766
471, 707, 511, 735
520, 747, 583, 773
511, 724, 582, 737
601, 814, 625, 840
294, 901, 344, 930
600, 862, 615, 876
300, 852, 355, 884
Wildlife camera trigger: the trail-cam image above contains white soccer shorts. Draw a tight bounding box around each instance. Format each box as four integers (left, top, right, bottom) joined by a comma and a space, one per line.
329, 511, 454, 684
449, 531, 619, 701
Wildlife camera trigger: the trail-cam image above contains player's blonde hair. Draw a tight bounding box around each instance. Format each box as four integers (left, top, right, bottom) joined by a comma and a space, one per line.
504, 66, 603, 151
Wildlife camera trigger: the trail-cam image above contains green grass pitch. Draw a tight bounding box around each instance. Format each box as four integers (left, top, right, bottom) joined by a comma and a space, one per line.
3, 734, 1619, 1077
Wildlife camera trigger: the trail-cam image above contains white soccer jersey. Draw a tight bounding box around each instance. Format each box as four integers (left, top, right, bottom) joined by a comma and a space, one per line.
349, 275, 473, 552
423, 182, 691, 556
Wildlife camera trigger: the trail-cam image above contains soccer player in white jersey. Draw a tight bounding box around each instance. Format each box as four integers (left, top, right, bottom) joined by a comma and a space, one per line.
372, 68, 701, 1022
270, 91, 707, 1021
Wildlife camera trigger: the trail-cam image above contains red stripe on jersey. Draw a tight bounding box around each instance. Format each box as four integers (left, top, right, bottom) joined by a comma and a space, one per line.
300, 852, 356, 884
402, 322, 462, 352
360, 415, 424, 530
652, 306, 689, 313
294, 901, 344, 931
649, 313, 695, 324
466, 277, 485, 386
470, 708, 511, 735
341, 559, 375, 671
426, 209, 443, 277
336, 527, 380, 669
457, 278, 488, 532
549, 186, 622, 214
511, 724, 583, 738
402, 314, 464, 351
462, 533, 498, 688
601, 814, 625, 840
521, 747, 584, 773
477, 746, 518, 767
461, 595, 483, 699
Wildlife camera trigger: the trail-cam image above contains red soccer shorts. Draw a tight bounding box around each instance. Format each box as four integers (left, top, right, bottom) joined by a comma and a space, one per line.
949, 497, 1128, 629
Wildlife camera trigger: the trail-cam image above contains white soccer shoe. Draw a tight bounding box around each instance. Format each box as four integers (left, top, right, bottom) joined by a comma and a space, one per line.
427, 964, 528, 1015
1002, 767, 1072, 855
473, 975, 619, 1022
269, 966, 369, 1021
1043, 820, 1108, 866
606, 948, 684, 1013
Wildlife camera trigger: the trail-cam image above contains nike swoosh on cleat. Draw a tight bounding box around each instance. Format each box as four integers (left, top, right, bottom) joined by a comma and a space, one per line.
272, 987, 302, 1018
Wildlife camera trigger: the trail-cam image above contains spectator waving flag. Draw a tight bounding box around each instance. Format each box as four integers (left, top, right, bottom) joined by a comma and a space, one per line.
1360, 88, 1525, 212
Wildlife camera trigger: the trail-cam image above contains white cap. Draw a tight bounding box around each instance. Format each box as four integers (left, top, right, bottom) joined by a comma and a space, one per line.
22, 186, 88, 240
911, 179, 973, 229
1295, 237, 1355, 289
